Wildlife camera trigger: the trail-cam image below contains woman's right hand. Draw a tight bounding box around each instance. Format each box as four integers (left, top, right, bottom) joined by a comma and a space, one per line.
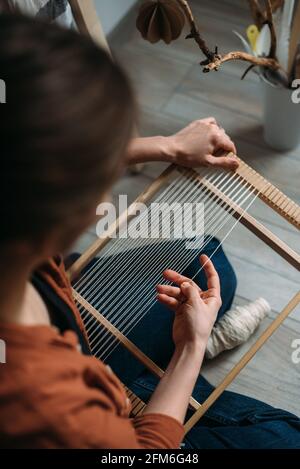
157, 255, 222, 351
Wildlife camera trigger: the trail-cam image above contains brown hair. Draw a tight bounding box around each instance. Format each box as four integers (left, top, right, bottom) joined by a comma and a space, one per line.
0, 0, 11, 13
0, 13, 135, 244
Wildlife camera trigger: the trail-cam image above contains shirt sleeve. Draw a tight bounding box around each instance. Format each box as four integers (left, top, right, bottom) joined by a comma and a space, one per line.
133, 413, 185, 449
51, 405, 185, 449
20, 351, 185, 449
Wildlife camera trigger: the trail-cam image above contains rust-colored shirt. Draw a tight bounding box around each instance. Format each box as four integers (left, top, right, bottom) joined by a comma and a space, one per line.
0, 258, 184, 449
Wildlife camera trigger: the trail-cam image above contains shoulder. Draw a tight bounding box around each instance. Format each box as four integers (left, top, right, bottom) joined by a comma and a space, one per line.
0, 325, 129, 425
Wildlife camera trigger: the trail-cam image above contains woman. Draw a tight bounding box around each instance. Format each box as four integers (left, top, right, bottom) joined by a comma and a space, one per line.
0, 13, 299, 449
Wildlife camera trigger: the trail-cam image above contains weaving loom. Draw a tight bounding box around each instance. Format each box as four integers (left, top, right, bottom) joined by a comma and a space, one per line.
67, 0, 300, 435
68, 157, 300, 434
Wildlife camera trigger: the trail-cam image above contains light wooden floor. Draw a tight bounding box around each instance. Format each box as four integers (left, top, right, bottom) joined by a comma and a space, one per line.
75, 0, 300, 415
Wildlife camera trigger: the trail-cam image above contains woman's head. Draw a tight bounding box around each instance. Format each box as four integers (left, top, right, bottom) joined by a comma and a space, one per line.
0, 13, 135, 257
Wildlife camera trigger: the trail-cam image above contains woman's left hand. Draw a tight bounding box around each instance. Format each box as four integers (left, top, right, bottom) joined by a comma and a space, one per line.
165, 118, 239, 170
156, 255, 221, 349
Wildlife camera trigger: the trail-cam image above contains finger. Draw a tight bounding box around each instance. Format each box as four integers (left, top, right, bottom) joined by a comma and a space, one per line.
200, 255, 221, 297
163, 270, 201, 292
163, 269, 192, 286
214, 132, 237, 155
200, 291, 210, 300
156, 284, 182, 299
157, 293, 179, 310
180, 282, 202, 307
200, 117, 217, 126
206, 154, 239, 170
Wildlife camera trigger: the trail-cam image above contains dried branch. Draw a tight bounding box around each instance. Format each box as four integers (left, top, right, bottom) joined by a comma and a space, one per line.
264, 0, 277, 59
248, 0, 284, 27
247, 1, 278, 60
247, 0, 266, 28
174, 0, 280, 73
271, 0, 285, 12
174, 0, 214, 60
202, 51, 280, 73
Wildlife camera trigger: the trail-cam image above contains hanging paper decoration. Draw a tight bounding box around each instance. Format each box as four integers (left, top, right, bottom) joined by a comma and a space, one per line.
136, 0, 185, 44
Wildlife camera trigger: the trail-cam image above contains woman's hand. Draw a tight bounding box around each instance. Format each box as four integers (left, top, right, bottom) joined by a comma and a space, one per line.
156, 255, 221, 350
126, 118, 238, 170
165, 118, 239, 170
146, 255, 221, 423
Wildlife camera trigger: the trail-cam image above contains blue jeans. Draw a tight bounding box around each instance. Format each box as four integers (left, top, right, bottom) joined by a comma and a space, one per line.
70, 238, 300, 448
130, 372, 300, 449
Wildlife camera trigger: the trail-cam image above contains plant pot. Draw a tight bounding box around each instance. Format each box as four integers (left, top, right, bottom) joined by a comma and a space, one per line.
263, 81, 300, 152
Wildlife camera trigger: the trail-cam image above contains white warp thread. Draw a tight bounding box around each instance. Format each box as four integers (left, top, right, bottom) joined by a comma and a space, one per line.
205, 298, 271, 359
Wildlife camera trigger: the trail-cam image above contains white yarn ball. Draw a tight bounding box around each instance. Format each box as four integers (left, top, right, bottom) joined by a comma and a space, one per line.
205, 298, 271, 359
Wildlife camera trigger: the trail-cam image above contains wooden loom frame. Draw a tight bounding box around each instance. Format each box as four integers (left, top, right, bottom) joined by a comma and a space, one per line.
69, 0, 111, 52
69, 157, 300, 434
67, 0, 300, 435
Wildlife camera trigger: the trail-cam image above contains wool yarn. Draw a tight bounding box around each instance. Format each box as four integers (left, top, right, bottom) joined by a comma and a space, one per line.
206, 298, 271, 359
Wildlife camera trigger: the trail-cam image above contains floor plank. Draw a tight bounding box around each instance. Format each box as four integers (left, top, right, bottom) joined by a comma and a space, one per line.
202, 303, 300, 415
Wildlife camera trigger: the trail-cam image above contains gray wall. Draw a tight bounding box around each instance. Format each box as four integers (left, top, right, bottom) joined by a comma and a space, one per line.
94, 0, 137, 35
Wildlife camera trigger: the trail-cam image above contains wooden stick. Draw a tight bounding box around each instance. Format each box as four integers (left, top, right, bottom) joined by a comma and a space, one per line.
184, 290, 300, 433
68, 0, 110, 52
68, 165, 176, 280
73, 290, 201, 411
234, 156, 300, 230
264, 0, 277, 59
182, 168, 300, 271
124, 385, 147, 417
73, 291, 164, 377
